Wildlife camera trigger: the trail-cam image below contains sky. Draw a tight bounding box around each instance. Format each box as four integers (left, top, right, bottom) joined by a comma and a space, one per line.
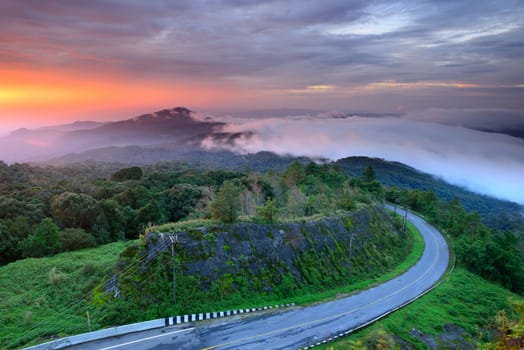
1, 0, 523, 132
0, 1, 523, 203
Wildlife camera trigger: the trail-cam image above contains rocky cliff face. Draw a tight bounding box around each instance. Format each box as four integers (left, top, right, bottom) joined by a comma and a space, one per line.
104, 204, 407, 310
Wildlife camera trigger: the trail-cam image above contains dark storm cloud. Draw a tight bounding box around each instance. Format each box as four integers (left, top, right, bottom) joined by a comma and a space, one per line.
2, 0, 522, 88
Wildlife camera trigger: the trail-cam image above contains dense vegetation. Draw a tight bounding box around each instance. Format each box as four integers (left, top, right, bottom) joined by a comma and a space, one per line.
0, 215, 421, 349
1, 153, 523, 349
318, 268, 523, 349
337, 156, 524, 236
97, 205, 407, 327
0, 158, 381, 266
1, 156, 522, 294
386, 188, 524, 294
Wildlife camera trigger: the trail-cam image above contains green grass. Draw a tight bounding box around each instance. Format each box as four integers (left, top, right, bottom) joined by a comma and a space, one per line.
0, 241, 132, 349
316, 267, 523, 349
3, 220, 423, 349
146, 219, 223, 234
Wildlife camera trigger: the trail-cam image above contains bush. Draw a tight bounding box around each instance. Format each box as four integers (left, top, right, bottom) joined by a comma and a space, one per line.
48, 266, 64, 285
80, 262, 98, 276
20, 218, 61, 258
60, 228, 97, 252
23, 311, 33, 325
363, 328, 395, 350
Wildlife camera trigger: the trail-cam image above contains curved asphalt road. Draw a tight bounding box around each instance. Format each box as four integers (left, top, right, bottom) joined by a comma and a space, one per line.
74, 209, 449, 350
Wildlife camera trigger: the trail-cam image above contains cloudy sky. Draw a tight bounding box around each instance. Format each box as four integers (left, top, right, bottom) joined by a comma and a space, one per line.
1, 0, 523, 131
0, 1, 523, 202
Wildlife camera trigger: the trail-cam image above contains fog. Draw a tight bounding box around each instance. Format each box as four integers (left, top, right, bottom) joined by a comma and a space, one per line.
201, 114, 524, 204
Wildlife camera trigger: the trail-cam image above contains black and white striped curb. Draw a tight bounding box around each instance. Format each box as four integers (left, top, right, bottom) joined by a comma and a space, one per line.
24, 303, 296, 350
164, 303, 296, 326
299, 329, 354, 350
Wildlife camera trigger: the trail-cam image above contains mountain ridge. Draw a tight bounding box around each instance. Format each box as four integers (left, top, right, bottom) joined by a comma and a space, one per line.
0, 107, 221, 163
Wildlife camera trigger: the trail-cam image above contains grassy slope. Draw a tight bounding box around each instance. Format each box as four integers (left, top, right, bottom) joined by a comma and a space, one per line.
318, 267, 522, 349
0, 241, 131, 349
1, 221, 422, 349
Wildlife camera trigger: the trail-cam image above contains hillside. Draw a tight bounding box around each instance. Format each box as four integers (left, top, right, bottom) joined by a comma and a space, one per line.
0, 241, 130, 349
336, 156, 524, 234
0, 206, 416, 349
319, 267, 522, 349
100, 205, 406, 324
53, 152, 524, 235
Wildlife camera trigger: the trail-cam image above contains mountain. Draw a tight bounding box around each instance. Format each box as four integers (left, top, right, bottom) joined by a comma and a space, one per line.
0, 107, 223, 163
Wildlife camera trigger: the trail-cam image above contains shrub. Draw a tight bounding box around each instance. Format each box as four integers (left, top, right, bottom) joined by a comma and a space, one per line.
363, 328, 395, 350
60, 228, 97, 252
48, 266, 64, 285
23, 311, 33, 325
20, 218, 61, 258
80, 262, 97, 276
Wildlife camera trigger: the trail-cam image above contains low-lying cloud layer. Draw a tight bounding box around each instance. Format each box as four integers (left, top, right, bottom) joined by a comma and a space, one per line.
202, 114, 524, 204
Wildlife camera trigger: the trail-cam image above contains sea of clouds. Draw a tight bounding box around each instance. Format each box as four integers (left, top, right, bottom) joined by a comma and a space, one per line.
201, 112, 524, 205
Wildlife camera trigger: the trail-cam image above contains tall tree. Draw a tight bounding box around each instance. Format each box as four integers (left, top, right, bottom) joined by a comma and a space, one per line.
20, 218, 61, 258
257, 198, 279, 224
363, 165, 376, 182
210, 181, 240, 223
50, 192, 99, 230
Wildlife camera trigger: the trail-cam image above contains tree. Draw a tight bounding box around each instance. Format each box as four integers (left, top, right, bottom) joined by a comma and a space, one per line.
284, 161, 305, 186
363, 165, 376, 182
164, 184, 205, 221
0, 222, 18, 264
137, 199, 167, 230
286, 186, 306, 218
98, 199, 125, 241
0, 216, 32, 264
239, 189, 257, 216
50, 192, 99, 230
116, 185, 151, 209
111, 167, 143, 181
20, 218, 61, 258
257, 198, 279, 224
210, 181, 240, 223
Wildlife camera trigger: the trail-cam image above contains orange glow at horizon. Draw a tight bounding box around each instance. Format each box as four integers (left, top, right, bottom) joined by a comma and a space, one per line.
0, 68, 237, 108
0, 68, 242, 129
